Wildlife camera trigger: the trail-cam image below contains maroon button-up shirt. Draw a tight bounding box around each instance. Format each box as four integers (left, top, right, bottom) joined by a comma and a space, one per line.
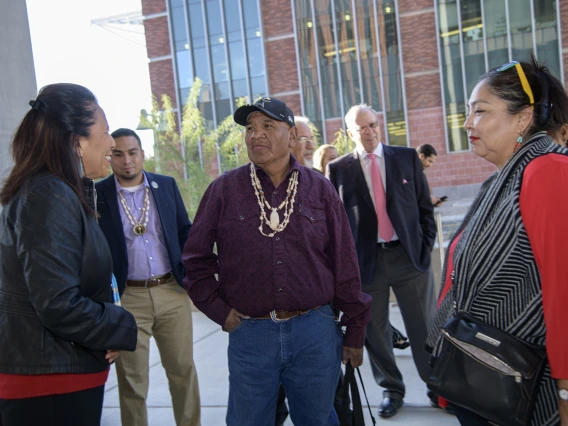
183, 156, 371, 348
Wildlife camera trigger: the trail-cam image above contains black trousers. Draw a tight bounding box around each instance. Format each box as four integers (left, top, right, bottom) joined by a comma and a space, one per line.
0, 385, 105, 426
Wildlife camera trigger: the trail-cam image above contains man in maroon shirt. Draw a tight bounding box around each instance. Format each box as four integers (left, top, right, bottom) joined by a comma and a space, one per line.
183, 97, 371, 425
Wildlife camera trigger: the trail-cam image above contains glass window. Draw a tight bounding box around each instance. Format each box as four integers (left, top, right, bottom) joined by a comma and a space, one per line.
356, 0, 383, 112
251, 76, 266, 100
461, 0, 484, 96
223, 0, 240, 34
316, 0, 341, 118
484, 0, 508, 69
438, 0, 468, 151
232, 79, 248, 98
206, 0, 222, 37
193, 47, 211, 84
189, 3, 205, 40
216, 98, 232, 125
295, 0, 323, 135
177, 50, 194, 90
378, 0, 406, 146
242, 0, 260, 29
534, 0, 560, 78
246, 37, 263, 78
210, 44, 228, 84
509, 0, 533, 60
171, 4, 187, 45
229, 41, 247, 82
335, 0, 360, 113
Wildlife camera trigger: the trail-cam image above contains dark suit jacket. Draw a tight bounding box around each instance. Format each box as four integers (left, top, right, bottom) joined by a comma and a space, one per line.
327, 146, 436, 285
96, 172, 192, 295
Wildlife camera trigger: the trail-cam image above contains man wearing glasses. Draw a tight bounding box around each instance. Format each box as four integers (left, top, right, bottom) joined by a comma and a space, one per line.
327, 104, 437, 419
290, 116, 317, 169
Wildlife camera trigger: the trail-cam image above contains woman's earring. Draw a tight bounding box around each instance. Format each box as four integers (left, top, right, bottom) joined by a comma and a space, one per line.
78, 157, 84, 177
514, 132, 523, 153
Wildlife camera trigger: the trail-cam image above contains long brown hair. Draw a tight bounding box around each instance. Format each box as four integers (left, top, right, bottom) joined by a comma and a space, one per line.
1, 83, 98, 216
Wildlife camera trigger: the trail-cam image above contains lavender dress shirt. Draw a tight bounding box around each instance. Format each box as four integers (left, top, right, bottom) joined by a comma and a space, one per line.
115, 173, 171, 280
183, 156, 371, 348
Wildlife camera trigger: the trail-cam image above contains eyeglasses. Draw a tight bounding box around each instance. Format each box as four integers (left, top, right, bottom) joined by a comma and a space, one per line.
298, 136, 315, 145
354, 121, 379, 133
496, 61, 534, 109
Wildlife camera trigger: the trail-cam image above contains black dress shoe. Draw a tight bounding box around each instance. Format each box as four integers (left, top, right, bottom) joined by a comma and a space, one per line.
378, 397, 404, 418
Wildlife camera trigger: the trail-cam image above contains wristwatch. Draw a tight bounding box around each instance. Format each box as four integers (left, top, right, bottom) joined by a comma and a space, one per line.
559, 388, 568, 401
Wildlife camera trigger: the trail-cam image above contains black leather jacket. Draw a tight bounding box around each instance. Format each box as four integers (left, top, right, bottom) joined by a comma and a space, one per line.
0, 174, 137, 375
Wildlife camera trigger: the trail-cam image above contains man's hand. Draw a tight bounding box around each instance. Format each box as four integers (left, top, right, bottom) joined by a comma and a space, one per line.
431, 195, 444, 207
105, 350, 120, 364
223, 308, 250, 332
342, 346, 364, 368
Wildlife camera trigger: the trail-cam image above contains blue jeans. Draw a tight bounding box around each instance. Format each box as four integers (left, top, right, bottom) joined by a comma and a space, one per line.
227, 305, 343, 426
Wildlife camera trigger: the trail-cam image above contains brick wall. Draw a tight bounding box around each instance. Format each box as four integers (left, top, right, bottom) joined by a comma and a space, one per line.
398, 0, 434, 12
265, 38, 299, 95
261, 0, 294, 38
149, 60, 177, 109
143, 0, 176, 108
144, 16, 171, 59
142, 0, 166, 16
400, 11, 439, 74
261, 0, 298, 98
405, 73, 442, 110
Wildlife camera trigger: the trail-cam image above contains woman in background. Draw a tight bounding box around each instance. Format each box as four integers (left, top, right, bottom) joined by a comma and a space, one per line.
314, 144, 338, 174
0, 83, 138, 426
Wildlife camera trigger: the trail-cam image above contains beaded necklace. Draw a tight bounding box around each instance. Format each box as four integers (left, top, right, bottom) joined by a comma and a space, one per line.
249, 162, 299, 238
118, 186, 150, 236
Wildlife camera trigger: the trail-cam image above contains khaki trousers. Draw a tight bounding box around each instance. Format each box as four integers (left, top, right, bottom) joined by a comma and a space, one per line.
116, 278, 201, 426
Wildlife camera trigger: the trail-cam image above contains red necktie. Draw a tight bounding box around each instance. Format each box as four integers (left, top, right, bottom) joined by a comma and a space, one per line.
367, 153, 395, 242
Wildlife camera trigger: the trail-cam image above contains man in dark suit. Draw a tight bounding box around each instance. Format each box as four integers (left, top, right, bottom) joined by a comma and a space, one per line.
96, 128, 200, 426
327, 105, 436, 418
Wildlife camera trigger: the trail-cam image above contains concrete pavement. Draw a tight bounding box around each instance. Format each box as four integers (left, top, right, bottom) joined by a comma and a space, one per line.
101, 304, 459, 426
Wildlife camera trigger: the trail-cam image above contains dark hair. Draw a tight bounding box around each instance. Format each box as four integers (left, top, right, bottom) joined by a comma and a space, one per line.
481, 55, 568, 139
0, 83, 98, 216
417, 144, 437, 158
111, 128, 142, 149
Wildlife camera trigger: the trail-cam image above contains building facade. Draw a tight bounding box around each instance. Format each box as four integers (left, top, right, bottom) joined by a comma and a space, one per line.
1, 1, 37, 203
141, 0, 568, 190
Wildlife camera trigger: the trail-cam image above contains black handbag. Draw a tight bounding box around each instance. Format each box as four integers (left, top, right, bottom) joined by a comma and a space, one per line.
427, 312, 547, 426
337, 362, 376, 426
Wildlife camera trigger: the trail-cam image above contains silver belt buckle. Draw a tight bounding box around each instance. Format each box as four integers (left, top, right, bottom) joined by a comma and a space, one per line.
270, 310, 283, 322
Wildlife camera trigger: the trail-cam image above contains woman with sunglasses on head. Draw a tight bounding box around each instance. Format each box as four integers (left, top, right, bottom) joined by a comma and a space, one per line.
0, 83, 138, 426
426, 57, 568, 426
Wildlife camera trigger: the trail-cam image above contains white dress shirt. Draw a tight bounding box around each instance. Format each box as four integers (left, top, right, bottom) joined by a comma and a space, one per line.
357, 142, 399, 243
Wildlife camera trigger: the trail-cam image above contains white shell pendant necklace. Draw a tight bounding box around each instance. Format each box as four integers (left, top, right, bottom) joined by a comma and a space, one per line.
118, 187, 150, 236
250, 162, 299, 237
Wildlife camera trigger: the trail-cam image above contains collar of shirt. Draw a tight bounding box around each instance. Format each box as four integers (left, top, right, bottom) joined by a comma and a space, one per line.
357, 141, 384, 162
114, 171, 149, 194
252, 154, 302, 179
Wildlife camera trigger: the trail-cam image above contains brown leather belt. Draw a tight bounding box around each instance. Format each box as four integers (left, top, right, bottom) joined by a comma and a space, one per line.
257, 306, 321, 321
126, 272, 174, 288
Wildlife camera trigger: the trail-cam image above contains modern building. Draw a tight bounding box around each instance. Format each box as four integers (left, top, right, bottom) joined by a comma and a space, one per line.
141, 0, 568, 192
1, 1, 37, 203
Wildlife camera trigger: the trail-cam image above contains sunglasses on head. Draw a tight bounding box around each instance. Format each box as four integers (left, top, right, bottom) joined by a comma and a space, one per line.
496, 61, 534, 109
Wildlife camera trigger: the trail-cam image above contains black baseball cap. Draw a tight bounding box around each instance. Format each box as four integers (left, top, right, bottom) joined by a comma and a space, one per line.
234, 97, 295, 127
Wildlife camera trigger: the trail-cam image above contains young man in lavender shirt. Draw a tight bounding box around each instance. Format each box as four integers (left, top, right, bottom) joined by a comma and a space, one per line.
183, 98, 371, 426
96, 128, 201, 426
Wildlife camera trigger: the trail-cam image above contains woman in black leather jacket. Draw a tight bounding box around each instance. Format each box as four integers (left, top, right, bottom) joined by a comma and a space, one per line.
0, 83, 138, 426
